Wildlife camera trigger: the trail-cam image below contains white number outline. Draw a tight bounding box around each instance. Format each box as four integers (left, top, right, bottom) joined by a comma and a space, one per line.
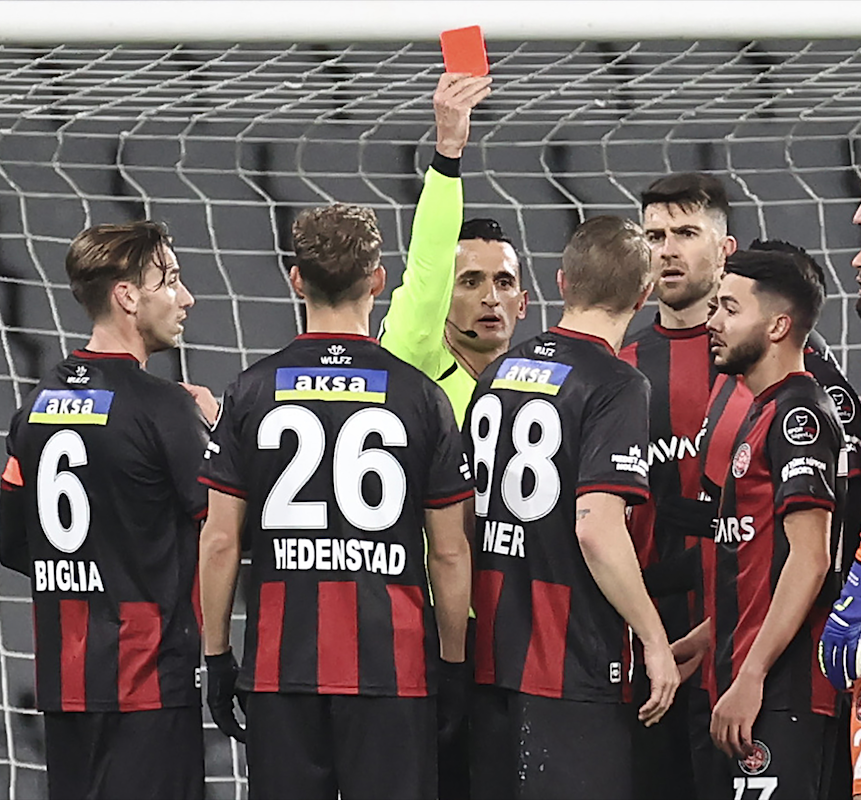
733, 776, 778, 800
470, 394, 562, 523
259, 405, 408, 532
37, 429, 90, 553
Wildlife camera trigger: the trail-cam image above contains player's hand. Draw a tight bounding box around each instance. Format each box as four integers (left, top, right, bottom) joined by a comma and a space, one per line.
206, 649, 247, 743
638, 639, 680, 727
819, 559, 861, 690
437, 658, 470, 745
180, 382, 220, 426
671, 618, 710, 683
709, 672, 762, 758
434, 73, 492, 159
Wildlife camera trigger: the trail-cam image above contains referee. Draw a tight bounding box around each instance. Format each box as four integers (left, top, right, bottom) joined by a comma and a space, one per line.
379, 72, 526, 799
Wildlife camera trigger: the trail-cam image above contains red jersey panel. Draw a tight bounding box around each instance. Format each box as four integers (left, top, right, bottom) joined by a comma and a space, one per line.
620, 318, 716, 643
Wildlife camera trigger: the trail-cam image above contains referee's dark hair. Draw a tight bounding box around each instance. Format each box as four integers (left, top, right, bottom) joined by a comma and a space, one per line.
459, 217, 522, 277
561, 216, 652, 314
641, 172, 731, 224
66, 220, 173, 321
724, 248, 825, 345
292, 203, 383, 306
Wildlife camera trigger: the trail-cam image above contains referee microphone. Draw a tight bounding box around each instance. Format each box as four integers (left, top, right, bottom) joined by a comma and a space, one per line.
446, 319, 479, 339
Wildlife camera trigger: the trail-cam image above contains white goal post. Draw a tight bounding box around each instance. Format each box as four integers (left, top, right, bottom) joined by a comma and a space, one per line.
0, 8, 861, 800
3, 0, 861, 42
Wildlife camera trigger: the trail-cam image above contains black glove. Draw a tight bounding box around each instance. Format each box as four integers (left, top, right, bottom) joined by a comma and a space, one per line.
654, 496, 717, 539
206, 650, 246, 743
437, 659, 469, 746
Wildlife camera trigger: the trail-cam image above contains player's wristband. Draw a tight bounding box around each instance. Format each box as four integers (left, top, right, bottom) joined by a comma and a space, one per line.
432, 151, 461, 178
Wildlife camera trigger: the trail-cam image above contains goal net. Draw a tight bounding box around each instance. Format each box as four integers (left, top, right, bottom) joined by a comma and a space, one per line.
0, 34, 860, 799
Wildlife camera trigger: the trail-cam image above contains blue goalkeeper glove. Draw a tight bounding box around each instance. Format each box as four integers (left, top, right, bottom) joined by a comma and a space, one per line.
819, 560, 861, 690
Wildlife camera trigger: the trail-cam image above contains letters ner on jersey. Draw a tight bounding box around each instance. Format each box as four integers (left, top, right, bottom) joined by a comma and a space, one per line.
464, 327, 651, 702
200, 333, 472, 698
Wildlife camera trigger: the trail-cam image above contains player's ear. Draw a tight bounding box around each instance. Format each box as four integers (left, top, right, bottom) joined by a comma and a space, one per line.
768, 312, 793, 343
370, 264, 386, 298
288, 265, 306, 299
517, 288, 528, 320
112, 281, 139, 316
633, 280, 655, 313
723, 235, 738, 259
556, 268, 567, 302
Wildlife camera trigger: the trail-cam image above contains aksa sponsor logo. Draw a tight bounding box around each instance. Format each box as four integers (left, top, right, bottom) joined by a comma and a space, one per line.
738, 739, 771, 776
826, 385, 857, 425
732, 442, 752, 479
783, 407, 819, 446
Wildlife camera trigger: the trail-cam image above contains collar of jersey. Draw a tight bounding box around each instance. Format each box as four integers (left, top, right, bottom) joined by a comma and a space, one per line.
548, 326, 614, 355
754, 370, 813, 404
295, 332, 378, 343
73, 349, 140, 364
652, 315, 709, 339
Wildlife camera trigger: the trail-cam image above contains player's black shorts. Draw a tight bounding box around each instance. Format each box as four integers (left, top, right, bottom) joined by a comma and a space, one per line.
470, 684, 634, 800
44, 705, 204, 800
697, 708, 837, 800
631, 665, 695, 799
245, 692, 436, 800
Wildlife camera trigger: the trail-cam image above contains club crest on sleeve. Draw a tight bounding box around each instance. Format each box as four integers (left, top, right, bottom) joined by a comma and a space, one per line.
732, 442, 751, 479
783, 407, 819, 446
738, 739, 771, 776
826, 386, 856, 425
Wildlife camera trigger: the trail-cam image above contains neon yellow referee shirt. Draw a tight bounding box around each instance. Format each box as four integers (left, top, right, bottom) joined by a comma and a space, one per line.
380, 159, 475, 428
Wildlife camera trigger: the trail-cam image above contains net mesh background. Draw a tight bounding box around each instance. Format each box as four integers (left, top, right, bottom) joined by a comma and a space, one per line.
0, 38, 859, 799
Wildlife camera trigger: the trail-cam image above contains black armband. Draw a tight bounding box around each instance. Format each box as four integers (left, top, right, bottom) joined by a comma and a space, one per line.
431, 151, 461, 179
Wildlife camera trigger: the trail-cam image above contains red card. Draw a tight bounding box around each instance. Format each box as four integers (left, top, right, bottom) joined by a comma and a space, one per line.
440, 26, 489, 77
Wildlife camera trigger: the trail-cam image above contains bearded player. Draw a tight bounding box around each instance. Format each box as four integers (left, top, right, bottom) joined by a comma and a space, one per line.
620, 172, 737, 798
706, 248, 844, 799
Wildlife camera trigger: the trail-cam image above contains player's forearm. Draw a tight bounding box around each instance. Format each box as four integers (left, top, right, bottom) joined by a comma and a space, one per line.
739, 526, 830, 680
426, 501, 472, 662
578, 513, 669, 649
199, 521, 241, 656
428, 546, 471, 662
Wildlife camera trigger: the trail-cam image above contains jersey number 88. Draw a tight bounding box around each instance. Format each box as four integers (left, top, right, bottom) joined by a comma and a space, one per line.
470, 394, 562, 522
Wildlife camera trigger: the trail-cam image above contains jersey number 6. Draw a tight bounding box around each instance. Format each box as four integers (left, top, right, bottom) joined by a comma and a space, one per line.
37, 429, 91, 554
258, 405, 408, 532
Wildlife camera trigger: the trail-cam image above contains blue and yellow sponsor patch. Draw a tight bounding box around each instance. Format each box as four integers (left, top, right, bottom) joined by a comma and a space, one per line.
275, 367, 388, 403
29, 389, 114, 425
490, 358, 572, 396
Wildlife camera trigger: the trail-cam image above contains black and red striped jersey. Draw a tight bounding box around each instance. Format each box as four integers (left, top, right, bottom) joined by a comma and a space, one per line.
710, 372, 844, 717
0, 350, 209, 713
464, 327, 650, 702
620, 317, 717, 641
701, 333, 861, 498
200, 333, 472, 699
